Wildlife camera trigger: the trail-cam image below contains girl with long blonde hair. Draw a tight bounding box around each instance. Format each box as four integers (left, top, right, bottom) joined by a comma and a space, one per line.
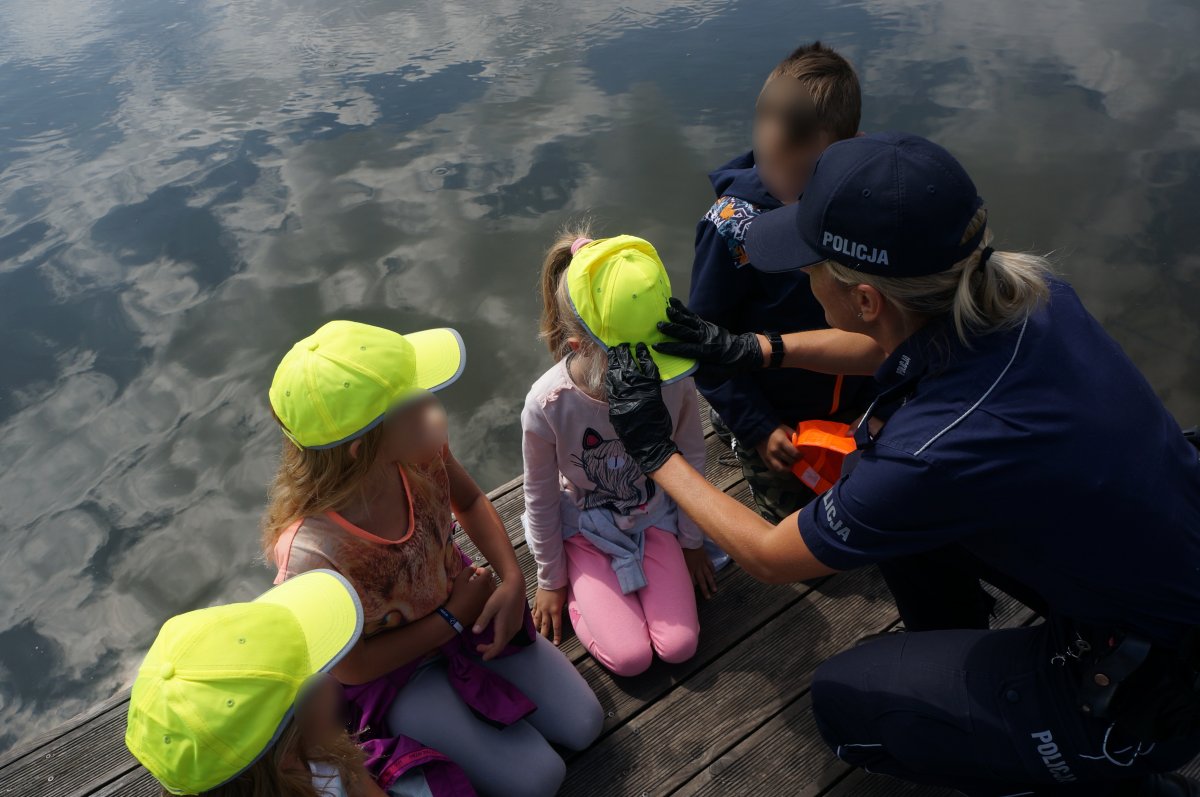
264, 320, 602, 797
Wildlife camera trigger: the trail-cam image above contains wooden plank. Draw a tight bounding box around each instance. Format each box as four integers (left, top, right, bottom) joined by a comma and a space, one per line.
86, 767, 158, 797
684, 694, 849, 797
820, 768, 952, 796
0, 691, 131, 771
676, 595, 1037, 797
697, 394, 714, 437
558, 566, 897, 797
0, 700, 136, 797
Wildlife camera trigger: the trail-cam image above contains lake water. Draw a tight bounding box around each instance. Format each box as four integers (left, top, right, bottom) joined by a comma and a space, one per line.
2, 0, 1199, 754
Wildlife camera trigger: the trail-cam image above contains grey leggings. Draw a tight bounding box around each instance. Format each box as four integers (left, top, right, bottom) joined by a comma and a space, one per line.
387, 635, 604, 797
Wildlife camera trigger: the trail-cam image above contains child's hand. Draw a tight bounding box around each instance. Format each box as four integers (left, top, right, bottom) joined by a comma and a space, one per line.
446, 566, 496, 628
474, 579, 527, 661
532, 587, 568, 646
754, 424, 799, 473
683, 546, 717, 599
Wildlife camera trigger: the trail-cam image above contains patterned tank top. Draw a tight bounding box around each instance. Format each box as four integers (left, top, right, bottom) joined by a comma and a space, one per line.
273, 457, 466, 638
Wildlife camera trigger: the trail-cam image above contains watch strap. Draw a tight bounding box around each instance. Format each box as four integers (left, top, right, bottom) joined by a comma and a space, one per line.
767, 332, 785, 369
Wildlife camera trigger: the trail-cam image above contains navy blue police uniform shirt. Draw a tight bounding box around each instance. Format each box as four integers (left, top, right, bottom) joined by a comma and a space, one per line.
799, 278, 1200, 647
689, 152, 874, 447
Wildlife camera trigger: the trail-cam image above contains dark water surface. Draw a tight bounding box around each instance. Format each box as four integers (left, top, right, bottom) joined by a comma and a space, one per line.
1, 0, 1198, 752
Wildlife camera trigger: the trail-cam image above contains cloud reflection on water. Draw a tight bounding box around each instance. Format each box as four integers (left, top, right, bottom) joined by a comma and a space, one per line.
0, 0, 1197, 752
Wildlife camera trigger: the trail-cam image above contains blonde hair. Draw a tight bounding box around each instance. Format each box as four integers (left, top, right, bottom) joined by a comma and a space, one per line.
262, 420, 447, 561
821, 209, 1051, 343
537, 223, 606, 398
166, 716, 367, 797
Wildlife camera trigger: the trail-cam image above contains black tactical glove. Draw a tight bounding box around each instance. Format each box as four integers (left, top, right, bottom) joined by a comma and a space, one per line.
605, 343, 679, 474
652, 298, 766, 380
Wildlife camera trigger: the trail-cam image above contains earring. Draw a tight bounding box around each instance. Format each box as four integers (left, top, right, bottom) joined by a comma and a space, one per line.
857, 312, 864, 319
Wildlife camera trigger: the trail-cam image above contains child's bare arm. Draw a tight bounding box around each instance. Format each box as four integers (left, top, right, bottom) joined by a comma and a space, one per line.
332, 615, 455, 685
444, 449, 524, 588
332, 566, 495, 684
443, 449, 528, 659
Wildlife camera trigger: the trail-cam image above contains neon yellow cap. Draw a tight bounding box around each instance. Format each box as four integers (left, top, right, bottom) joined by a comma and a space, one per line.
567, 235, 697, 383
269, 320, 465, 449
125, 570, 363, 795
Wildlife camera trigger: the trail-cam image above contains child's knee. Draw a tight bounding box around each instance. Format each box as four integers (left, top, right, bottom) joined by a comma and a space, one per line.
494, 743, 565, 797
558, 689, 604, 751
595, 640, 654, 677
465, 729, 564, 797
575, 611, 654, 676
652, 625, 699, 665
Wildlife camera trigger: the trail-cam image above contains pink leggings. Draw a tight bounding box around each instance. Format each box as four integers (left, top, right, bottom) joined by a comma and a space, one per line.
565, 526, 700, 677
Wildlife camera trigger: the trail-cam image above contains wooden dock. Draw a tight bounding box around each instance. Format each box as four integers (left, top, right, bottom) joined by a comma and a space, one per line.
0, 398, 1043, 796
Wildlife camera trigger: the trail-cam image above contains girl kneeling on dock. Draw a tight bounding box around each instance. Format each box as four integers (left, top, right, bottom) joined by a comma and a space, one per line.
126, 569, 387, 797
523, 231, 715, 677
264, 321, 602, 797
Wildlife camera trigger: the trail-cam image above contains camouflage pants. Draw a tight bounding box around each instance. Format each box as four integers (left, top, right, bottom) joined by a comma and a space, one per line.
709, 408, 816, 524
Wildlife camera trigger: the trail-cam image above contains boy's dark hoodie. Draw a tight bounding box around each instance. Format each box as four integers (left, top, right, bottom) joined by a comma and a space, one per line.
688, 151, 872, 447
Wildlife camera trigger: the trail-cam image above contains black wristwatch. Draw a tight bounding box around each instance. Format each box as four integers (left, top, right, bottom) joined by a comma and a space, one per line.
766, 332, 785, 369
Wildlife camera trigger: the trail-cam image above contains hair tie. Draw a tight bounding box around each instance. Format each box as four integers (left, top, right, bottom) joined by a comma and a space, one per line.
570, 237, 593, 255
978, 246, 995, 268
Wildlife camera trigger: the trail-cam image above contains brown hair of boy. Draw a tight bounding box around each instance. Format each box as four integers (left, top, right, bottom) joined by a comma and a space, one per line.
769, 41, 861, 142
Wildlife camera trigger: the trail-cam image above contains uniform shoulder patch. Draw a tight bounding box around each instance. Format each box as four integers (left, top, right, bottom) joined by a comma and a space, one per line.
704, 195, 763, 268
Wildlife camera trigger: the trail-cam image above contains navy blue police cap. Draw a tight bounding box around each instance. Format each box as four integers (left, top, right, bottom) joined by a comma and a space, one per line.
745, 132, 985, 277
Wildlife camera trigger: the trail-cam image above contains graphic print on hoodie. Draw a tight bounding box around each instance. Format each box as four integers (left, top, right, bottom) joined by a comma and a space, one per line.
571, 427, 655, 515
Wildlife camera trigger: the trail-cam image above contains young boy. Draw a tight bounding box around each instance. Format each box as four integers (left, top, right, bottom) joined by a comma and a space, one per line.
690, 42, 875, 523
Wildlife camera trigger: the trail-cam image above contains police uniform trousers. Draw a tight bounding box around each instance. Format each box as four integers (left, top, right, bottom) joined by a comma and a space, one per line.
811, 545, 1200, 796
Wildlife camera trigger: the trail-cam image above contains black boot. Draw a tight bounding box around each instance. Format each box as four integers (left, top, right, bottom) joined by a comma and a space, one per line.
1139, 773, 1200, 796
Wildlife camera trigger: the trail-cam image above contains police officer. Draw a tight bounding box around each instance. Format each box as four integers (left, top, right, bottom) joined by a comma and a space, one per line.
602, 132, 1200, 795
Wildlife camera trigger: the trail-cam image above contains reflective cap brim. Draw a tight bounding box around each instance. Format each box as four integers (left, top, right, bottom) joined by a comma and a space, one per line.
569, 294, 697, 385
642, 329, 698, 385
253, 570, 363, 674
405, 328, 467, 394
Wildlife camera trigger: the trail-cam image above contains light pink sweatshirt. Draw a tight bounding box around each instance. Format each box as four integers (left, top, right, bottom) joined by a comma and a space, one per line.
521, 358, 707, 590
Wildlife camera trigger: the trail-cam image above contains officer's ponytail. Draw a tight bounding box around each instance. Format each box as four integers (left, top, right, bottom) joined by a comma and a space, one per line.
823, 208, 1052, 344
